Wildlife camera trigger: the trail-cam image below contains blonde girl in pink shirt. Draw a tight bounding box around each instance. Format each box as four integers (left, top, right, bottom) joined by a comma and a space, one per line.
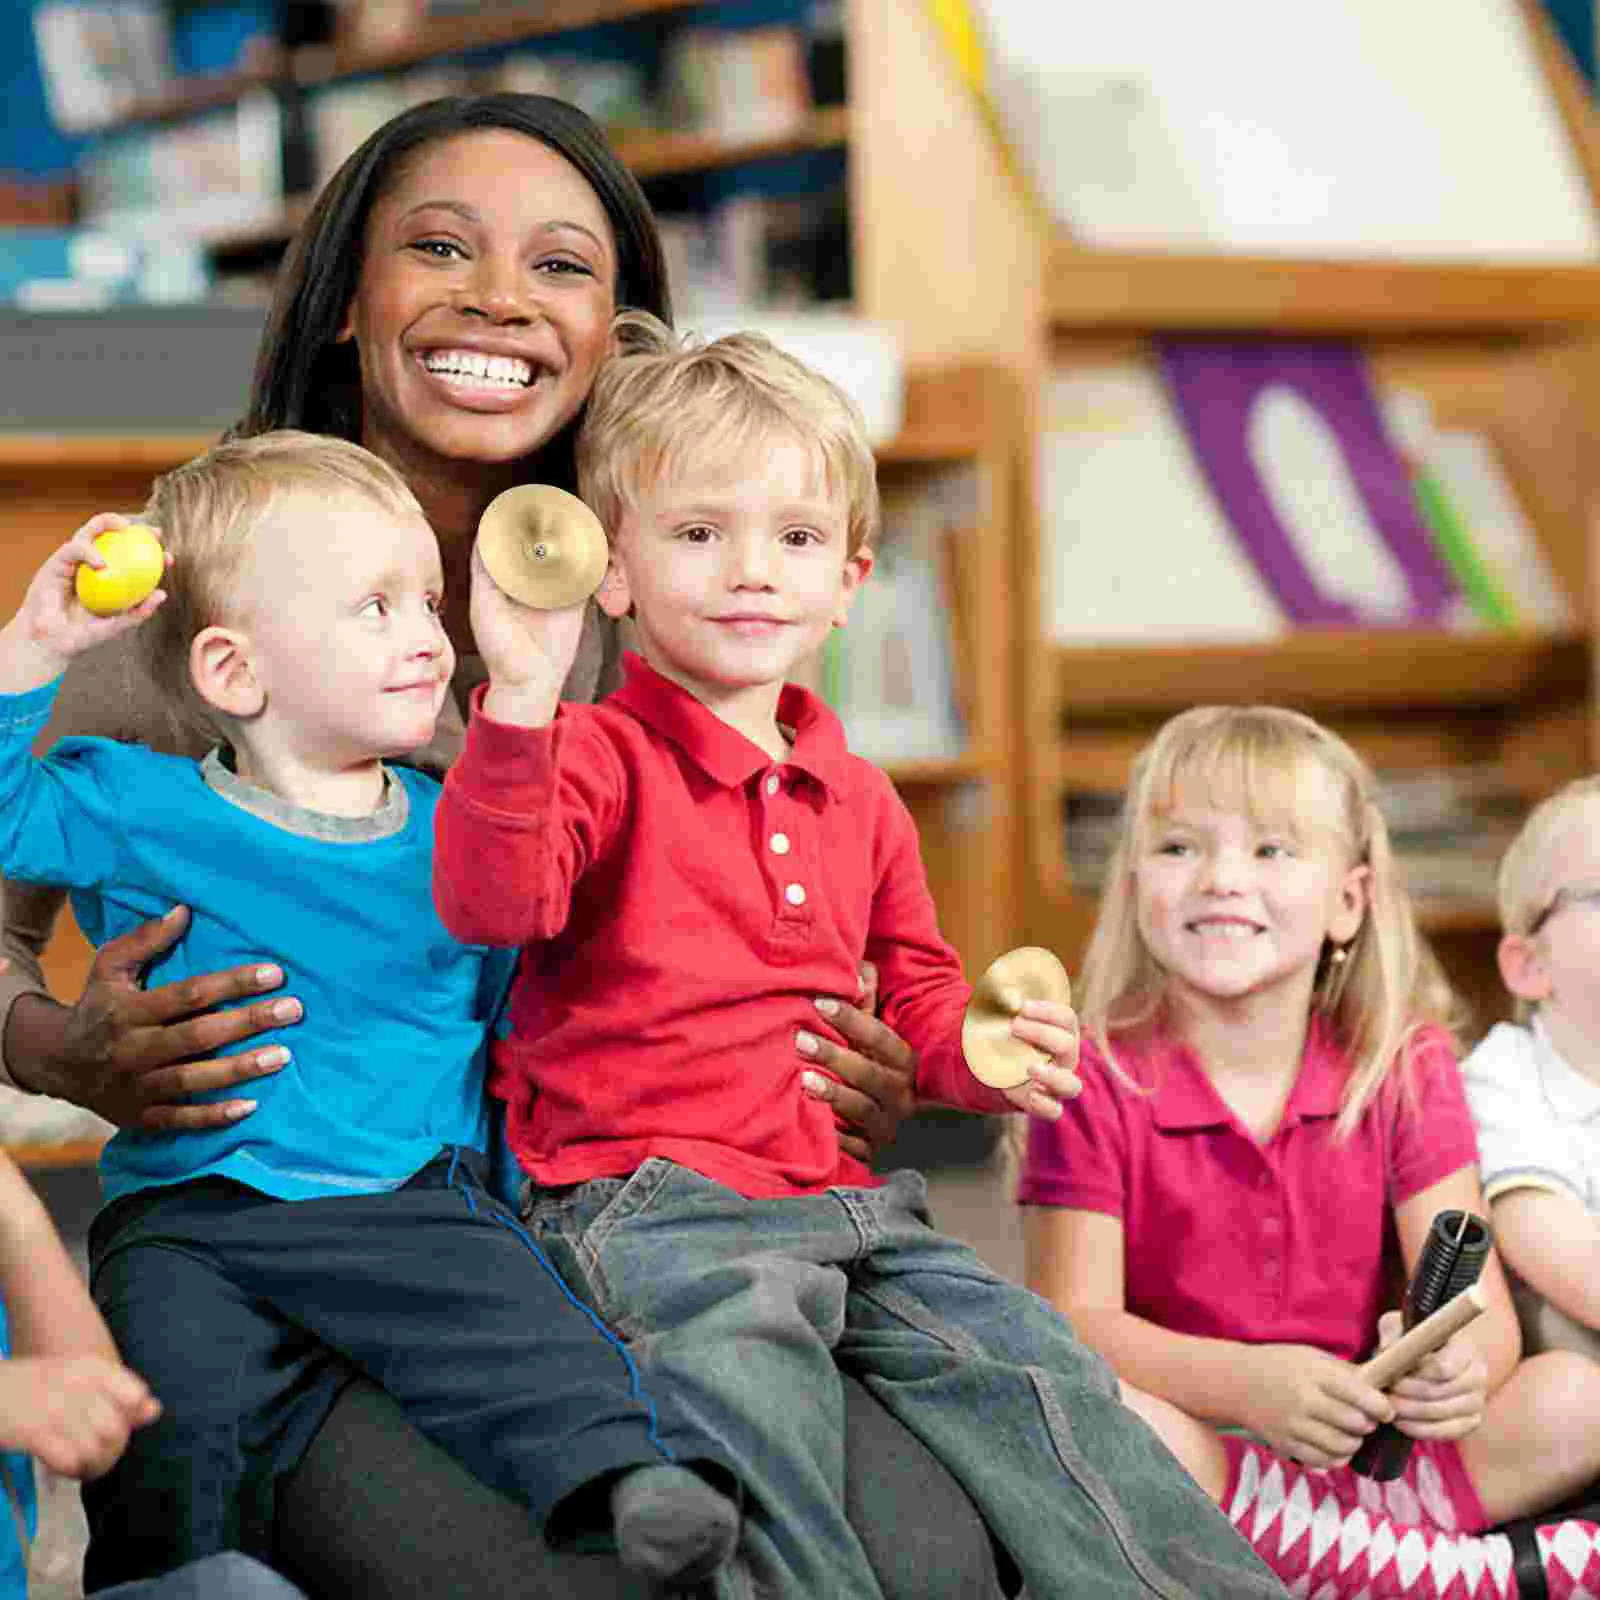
1021, 705, 1600, 1600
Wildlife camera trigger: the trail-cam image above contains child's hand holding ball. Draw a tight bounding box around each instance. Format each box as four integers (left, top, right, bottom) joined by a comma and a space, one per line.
74, 523, 167, 616
0, 514, 171, 694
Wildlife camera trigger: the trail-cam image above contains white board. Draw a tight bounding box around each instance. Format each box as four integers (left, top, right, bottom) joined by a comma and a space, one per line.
975, 0, 1600, 261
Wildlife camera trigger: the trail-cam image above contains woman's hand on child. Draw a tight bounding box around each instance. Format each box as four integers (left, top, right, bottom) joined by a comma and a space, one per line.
799, 963, 920, 1161
470, 542, 588, 728
10, 905, 298, 1129
1243, 1344, 1395, 1468
1000, 1000, 1082, 1121
0, 1354, 160, 1479
1375, 1310, 1490, 1440
0, 515, 168, 689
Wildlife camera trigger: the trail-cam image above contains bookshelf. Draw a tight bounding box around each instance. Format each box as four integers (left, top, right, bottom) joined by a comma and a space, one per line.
843, 0, 1600, 1037
205, 106, 851, 262
0, 363, 1019, 1167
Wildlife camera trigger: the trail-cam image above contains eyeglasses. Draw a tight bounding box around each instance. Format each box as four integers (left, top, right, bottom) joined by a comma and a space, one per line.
1527, 883, 1600, 936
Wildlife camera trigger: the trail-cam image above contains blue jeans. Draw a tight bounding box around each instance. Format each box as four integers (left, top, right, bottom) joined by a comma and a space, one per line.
527, 1161, 1283, 1600
83, 1150, 734, 1591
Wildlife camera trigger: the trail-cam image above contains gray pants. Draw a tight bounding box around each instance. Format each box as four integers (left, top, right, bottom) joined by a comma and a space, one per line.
101, 1552, 305, 1599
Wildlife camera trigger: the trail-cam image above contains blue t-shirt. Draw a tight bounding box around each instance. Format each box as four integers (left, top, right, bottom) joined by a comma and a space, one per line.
0, 678, 514, 1204
0, 1306, 36, 1600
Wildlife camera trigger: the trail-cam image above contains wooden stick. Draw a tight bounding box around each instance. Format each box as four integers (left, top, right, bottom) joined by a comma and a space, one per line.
1357, 1283, 1489, 1391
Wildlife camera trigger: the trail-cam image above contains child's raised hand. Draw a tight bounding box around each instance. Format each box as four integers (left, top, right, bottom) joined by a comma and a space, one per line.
1000, 999, 1082, 1120
470, 540, 590, 728
3, 515, 168, 685
1240, 1343, 1395, 1468
1375, 1309, 1490, 1441
0, 1354, 161, 1480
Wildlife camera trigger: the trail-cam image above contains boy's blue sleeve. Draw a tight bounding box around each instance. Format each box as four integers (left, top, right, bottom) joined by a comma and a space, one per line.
478, 947, 524, 1209
0, 680, 123, 890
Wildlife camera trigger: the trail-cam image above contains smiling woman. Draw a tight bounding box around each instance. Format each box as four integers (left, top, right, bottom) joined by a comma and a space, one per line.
0, 93, 1008, 1600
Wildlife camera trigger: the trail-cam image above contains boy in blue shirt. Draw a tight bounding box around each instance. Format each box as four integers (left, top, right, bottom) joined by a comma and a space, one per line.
0, 432, 737, 1593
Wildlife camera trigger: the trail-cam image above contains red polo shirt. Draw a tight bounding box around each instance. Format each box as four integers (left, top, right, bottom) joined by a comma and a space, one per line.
434, 651, 1012, 1197
1017, 1018, 1475, 1361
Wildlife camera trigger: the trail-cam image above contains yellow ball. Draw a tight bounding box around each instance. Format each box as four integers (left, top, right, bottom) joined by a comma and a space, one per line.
75, 524, 166, 617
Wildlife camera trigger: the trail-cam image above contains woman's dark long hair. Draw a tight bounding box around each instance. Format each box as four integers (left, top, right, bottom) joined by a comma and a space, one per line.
238, 94, 670, 490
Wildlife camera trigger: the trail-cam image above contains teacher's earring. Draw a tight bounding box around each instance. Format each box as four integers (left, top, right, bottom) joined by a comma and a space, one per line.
1317, 942, 1353, 1013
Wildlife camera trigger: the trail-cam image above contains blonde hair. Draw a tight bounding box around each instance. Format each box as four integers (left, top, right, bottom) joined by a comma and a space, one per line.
1498, 777, 1600, 938
576, 310, 880, 556
1496, 776, 1600, 1021
137, 430, 423, 739
1080, 705, 1461, 1138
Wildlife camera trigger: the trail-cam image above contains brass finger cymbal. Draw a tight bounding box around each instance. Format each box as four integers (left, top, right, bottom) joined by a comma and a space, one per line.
962, 946, 1072, 1089
477, 484, 609, 610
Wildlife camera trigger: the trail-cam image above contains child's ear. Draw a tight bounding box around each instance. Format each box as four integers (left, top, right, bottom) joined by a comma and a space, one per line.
595, 558, 632, 621
190, 626, 264, 719
1499, 932, 1552, 1005
832, 547, 874, 628
1328, 860, 1370, 945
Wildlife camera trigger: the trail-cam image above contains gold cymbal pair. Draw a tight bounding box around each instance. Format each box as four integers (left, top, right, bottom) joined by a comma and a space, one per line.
962, 947, 1072, 1089
476, 485, 609, 610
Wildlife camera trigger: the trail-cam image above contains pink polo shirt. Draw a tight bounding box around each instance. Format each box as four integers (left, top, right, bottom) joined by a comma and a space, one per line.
1017, 1018, 1475, 1361
434, 651, 1012, 1198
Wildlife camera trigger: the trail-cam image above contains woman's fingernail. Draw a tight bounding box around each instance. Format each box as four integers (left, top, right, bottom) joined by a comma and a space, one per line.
259, 1047, 290, 1069
801, 1070, 828, 1096
272, 999, 301, 1023
814, 996, 839, 1017
256, 965, 282, 987
796, 1030, 820, 1057
227, 1101, 258, 1120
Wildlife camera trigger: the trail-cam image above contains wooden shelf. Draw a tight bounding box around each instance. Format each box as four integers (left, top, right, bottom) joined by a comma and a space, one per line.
86, 2, 699, 132
298, 0, 697, 85
6, 1139, 104, 1171
73, 60, 286, 135
883, 754, 995, 787
618, 106, 848, 180
1048, 238, 1600, 336
0, 434, 218, 472
1049, 630, 1589, 717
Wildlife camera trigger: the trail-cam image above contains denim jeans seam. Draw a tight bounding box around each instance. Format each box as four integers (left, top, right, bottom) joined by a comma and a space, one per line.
585, 1157, 674, 1260
1028, 1369, 1187, 1600
847, 1280, 987, 1358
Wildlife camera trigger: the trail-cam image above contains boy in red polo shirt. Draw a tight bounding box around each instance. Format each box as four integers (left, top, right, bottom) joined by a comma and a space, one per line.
432, 313, 1286, 1600
1019, 704, 1600, 1600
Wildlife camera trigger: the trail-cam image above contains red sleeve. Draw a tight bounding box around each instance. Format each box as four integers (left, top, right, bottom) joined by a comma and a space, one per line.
862, 781, 1013, 1116
1385, 1025, 1480, 1208
432, 690, 625, 948
1015, 1035, 1132, 1217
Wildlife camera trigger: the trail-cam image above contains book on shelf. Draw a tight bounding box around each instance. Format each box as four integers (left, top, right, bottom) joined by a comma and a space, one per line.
817, 469, 974, 766
659, 24, 812, 142
33, 0, 174, 134
1040, 347, 1572, 646
1157, 339, 1462, 629
77, 91, 293, 242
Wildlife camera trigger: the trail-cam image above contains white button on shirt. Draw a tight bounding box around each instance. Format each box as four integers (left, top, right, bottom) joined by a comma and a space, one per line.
784, 883, 807, 906
765, 774, 781, 796
770, 833, 791, 855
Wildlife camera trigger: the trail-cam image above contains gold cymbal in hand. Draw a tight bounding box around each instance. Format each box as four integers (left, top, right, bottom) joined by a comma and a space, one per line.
962, 946, 1072, 1089
476, 485, 609, 610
